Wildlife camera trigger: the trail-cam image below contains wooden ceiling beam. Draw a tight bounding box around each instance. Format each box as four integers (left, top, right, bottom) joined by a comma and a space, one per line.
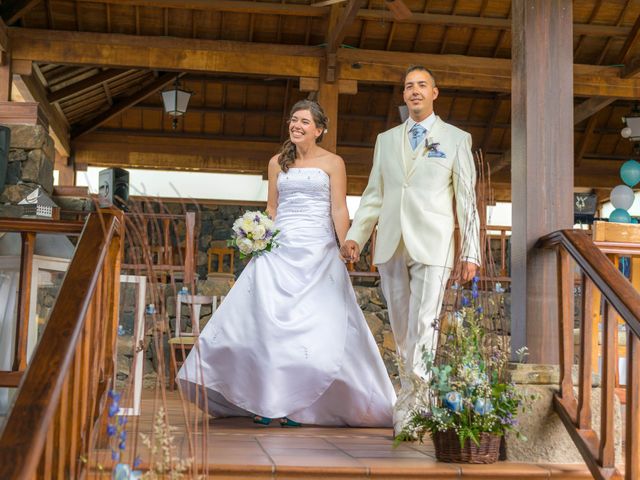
340, 49, 640, 99
12, 28, 640, 98
48, 68, 130, 103
71, 72, 176, 139
0, 0, 41, 26
9, 28, 323, 78
12, 73, 70, 156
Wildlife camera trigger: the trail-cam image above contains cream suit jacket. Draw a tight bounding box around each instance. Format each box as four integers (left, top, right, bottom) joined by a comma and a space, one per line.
346, 116, 481, 268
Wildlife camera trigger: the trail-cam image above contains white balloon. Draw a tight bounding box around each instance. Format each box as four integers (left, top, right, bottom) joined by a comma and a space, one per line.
611, 184, 636, 210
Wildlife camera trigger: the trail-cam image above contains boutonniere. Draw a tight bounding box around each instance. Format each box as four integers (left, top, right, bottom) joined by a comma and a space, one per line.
424, 138, 446, 158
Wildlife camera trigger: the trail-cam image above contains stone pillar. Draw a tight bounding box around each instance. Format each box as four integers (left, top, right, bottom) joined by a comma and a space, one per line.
0, 124, 55, 204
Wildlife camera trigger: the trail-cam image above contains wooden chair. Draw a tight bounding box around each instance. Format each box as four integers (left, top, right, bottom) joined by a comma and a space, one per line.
207, 247, 235, 275
168, 294, 224, 390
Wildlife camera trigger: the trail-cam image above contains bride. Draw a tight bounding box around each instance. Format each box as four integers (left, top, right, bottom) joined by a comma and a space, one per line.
177, 100, 395, 427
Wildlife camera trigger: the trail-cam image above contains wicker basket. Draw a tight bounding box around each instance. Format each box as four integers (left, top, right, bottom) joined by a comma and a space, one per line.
433, 429, 501, 464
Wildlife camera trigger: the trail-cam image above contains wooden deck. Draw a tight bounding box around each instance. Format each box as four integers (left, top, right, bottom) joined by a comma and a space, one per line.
88, 390, 593, 479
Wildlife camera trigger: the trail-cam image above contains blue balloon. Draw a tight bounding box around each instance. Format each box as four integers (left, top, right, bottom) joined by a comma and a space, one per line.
620, 160, 640, 187
609, 208, 632, 223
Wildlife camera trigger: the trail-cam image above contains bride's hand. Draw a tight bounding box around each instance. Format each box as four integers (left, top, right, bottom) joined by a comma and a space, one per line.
340, 240, 360, 263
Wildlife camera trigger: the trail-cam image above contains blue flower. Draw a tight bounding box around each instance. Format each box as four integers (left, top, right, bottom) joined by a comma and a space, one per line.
474, 398, 493, 415
108, 390, 121, 403
443, 391, 463, 412
133, 456, 142, 468
106, 424, 117, 437
472, 275, 480, 284
113, 462, 130, 480
111, 450, 120, 461
118, 416, 128, 426
476, 306, 483, 314
461, 296, 470, 307
108, 404, 119, 418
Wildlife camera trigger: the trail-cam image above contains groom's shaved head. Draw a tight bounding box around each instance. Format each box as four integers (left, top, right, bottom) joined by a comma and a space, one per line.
404, 65, 436, 87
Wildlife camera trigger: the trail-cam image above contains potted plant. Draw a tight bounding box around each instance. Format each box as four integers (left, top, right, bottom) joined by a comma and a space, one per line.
396, 277, 534, 464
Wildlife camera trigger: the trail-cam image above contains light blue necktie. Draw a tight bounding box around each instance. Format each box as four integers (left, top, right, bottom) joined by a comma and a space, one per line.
410, 124, 426, 150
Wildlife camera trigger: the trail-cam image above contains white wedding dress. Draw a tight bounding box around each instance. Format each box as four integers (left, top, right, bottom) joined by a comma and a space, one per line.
177, 167, 395, 426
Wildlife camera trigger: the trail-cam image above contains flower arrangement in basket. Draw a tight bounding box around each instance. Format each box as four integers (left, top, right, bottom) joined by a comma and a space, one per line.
228, 210, 280, 258
396, 277, 534, 464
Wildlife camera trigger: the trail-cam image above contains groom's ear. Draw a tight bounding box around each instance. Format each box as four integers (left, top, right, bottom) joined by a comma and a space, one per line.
432, 86, 439, 101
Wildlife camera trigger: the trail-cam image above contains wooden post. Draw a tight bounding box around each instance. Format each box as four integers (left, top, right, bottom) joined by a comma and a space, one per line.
510, 0, 574, 363
0, 50, 11, 102
317, 80, 339, 153
13, 232, 35, 371
54, 152, 75, 186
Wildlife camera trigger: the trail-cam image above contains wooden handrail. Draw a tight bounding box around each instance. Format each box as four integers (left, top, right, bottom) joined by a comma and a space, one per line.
540, 228, 640, 480
540, 229, 640, 339
0, 218, 85, 235
0, 211, 124, 479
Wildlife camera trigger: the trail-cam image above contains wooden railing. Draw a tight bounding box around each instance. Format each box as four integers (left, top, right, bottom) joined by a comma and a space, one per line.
0, 211, 124, 480
540, 229, 640, 480
347, 225, 512, 283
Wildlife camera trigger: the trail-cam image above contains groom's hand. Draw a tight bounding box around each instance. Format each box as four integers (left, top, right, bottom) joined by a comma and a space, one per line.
340, 240, 360, 263
459, 261, 478, 283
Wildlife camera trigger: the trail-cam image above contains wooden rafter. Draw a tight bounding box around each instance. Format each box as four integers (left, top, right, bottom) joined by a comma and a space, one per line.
48, 69, 130, 103
575, 114, 598, 167
354, 9, 630, 37
573, 0, 603, 60
618, 11, 640, 65
622, 56, 640, 79
0, 18, 8, 52
326, 0, 366, 53
71, 72, 176, 139
574, 97, 615, 125
619, 11, 640, 78
492, 95, 616, 176
80, 0, 325, 17
596, 1, 631, 65
480, 96, 501, 154
0, 0, 40, 26
13, 73, 70, 155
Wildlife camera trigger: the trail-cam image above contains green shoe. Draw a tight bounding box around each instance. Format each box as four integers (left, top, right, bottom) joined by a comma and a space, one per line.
253, 415, 272, 425
279, 417, 301, 428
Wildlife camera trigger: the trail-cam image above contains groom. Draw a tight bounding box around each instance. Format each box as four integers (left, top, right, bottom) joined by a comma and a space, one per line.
340, 65, 481, 436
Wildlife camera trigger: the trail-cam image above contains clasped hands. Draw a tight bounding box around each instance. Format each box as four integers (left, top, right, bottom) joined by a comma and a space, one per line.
340, 240, 478, 283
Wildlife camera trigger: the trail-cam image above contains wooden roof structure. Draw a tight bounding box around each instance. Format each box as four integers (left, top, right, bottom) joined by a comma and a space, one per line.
2, 0, 640, 199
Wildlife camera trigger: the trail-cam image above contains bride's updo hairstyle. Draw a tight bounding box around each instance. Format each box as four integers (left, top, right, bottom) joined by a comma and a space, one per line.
278, 100, 329, 173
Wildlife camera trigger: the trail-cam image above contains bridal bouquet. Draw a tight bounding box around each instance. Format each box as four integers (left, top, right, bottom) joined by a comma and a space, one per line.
228, 210, 279, 258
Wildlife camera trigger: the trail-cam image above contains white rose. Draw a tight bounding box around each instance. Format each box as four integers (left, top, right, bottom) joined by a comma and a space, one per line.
241, 218, 255, 234
237, 237, 254, 255
253, 224, 266, 240
232, 218, 243, 235
263, 218, 275, 231
253, 239, 267, 251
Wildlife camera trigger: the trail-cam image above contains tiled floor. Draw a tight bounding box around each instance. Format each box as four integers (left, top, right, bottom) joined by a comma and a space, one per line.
90, 390, 594, 479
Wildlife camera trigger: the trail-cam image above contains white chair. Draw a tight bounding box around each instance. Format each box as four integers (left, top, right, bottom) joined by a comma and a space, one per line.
168, 294, 225, 390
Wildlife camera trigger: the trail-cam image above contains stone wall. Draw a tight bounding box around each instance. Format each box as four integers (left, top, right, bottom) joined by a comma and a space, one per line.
0, 125, 54, 204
